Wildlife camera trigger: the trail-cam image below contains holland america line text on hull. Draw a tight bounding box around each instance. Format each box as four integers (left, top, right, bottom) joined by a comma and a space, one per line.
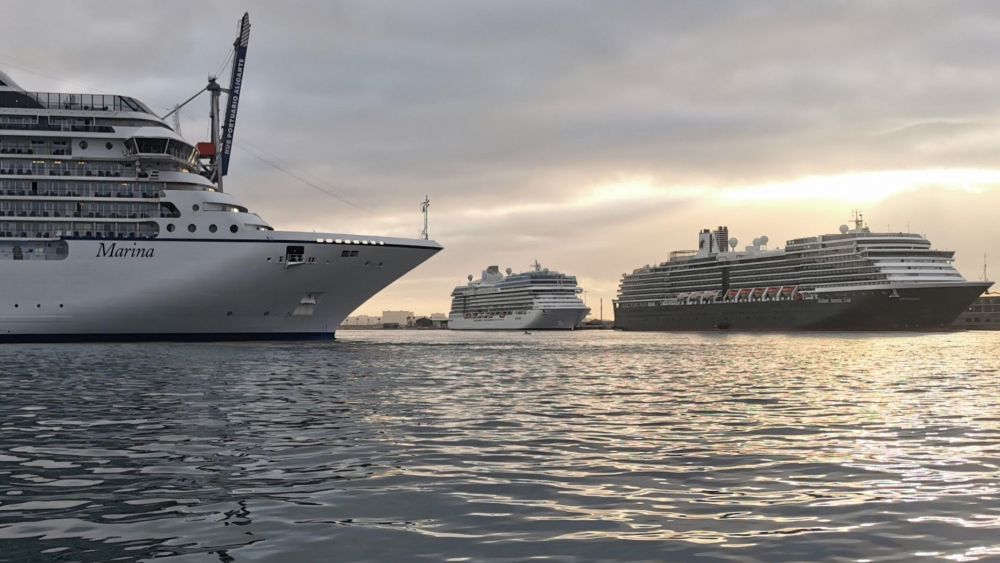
449, 262, 589, 330
614, 217, 990, 331
0, 16, 440, 342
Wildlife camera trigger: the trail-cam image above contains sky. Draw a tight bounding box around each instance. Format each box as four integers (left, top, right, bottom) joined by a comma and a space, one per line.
2, 1, 1000, 317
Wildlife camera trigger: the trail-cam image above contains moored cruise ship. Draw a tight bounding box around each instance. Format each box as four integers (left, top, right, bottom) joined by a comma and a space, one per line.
614, 216, 991, 331
449, 262, 590, 330
0, 15, 440, 341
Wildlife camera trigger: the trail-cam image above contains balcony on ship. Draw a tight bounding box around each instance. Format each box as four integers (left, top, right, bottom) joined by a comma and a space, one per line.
0, 219, 159, 240
0, 179, 165, 199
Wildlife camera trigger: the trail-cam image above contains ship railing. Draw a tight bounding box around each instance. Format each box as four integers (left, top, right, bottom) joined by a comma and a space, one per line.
23, 92, 148, 113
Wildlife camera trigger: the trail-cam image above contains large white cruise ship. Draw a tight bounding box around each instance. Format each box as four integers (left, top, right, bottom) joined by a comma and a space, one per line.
614, 215, 990, 330
448, 262, 590, 330
0, 15, 440, 341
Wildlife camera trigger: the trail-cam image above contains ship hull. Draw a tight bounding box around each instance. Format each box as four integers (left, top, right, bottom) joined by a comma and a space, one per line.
614, 283, 990, 331
449, 307, 588, 330
0, 235, 441, 342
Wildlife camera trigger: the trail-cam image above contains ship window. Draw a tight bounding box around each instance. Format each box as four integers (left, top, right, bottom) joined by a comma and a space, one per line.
192, 204, 199, 211
105, 142, 113, 150
79, 141, 88, 150
136, 138, 168, 154
187, 224, 196, 233
166, 223, 175, 232
230, 225, 238, 233
209, 224, 217, 233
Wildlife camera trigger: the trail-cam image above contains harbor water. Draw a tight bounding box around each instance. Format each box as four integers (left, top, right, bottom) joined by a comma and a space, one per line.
1, 330, 999, 562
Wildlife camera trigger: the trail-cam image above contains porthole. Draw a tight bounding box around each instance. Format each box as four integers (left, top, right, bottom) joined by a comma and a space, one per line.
166, 223, 175, 232
192, 204, 200, 211
188, 224, 196, 233
36, 304, 40, 308
226, 311, 233, 317
105, 142, 113, 150
79, 140, 88, 150
230, 225, 238, 233
209, 224, 217, 233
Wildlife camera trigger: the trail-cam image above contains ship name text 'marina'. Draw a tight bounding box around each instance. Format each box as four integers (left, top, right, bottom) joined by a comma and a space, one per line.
95, 242, 155, 259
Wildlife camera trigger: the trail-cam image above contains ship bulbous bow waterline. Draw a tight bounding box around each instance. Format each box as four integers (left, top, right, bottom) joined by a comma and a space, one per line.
614, 221, 992, 331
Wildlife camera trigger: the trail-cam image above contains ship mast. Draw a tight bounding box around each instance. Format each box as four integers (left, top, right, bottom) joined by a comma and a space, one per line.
420, 195, 430, 240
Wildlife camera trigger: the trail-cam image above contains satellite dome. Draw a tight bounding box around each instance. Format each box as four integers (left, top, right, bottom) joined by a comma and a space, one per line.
729, 237, 738, 249
752, 237, 762, 247
505, 267, 512, 275
760, 235, 769, 245
467, 274, 473, 282
839, 224, 849, 234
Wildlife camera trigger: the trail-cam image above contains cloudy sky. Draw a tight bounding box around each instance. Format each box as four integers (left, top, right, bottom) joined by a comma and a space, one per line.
3, 1, 1000, 316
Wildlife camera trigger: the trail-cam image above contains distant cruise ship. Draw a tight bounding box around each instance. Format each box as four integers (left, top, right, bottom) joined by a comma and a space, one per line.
952, 293, 1000, 329
614, 215, 990, 330
449, 262, 590, 330
0, 15, 440, 341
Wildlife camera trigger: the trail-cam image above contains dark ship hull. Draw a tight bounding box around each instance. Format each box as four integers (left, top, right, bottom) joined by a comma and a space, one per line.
614, 283, 990, 331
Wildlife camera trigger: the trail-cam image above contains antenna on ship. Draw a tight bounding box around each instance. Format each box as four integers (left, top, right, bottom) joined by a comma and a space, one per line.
420, 195, 430, 240
984, 253, 989, 282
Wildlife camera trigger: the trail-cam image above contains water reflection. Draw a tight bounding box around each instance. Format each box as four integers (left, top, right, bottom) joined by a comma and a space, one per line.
1, 332, 999, 561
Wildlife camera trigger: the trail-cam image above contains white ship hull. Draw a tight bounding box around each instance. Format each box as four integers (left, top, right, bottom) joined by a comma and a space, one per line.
448, 307, 588, 330
0, 234, 440, 341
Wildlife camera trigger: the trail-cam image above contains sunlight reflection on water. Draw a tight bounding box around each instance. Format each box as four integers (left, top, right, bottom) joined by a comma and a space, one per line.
1, 330, 998, 561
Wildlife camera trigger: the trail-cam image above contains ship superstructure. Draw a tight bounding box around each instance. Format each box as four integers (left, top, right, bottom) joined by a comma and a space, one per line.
614, 215, 990, 330
0, 15, 440, 341
449, 262, 589, 330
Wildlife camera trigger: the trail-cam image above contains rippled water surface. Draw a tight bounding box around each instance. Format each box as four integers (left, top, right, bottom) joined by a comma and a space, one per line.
2, 330, 1000, 562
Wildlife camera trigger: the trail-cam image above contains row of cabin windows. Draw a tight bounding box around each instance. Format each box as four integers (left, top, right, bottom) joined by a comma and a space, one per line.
0, 121, 114, 134
0, 221, 158, 239
0, 180, 165, 198
0, 159, 129, 177
0, 138, 71, 156
0, 160, 192, 178
0, 201, 179, 219
969, 305, 1000, 313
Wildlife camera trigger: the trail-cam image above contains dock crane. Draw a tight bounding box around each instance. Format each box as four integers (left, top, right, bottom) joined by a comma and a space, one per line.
160, 13, 251, 192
